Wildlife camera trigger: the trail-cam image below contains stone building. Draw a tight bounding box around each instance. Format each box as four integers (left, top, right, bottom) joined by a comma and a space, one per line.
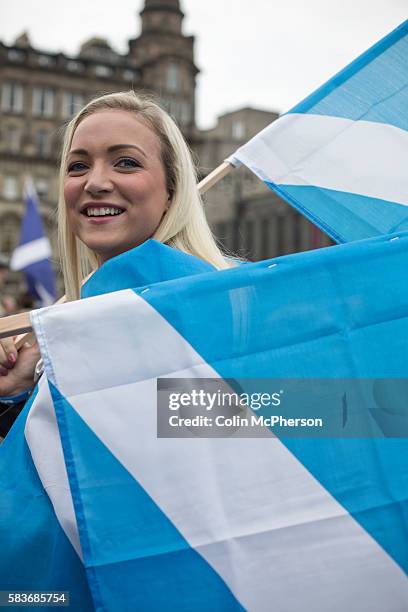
197, 107, 331, 260
0, 0, 330, 296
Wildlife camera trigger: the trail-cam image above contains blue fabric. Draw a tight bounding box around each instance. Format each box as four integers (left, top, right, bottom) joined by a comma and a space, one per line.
0, 390, 94, 610
4, 236, 408, 610
261, 20, 408, 245
81, 240, 215, 298
34, 233, 408, 607
267, 183, 408, 244
49, 382, 242, 612
139, 231, 408, 574
0, 243, 218, 608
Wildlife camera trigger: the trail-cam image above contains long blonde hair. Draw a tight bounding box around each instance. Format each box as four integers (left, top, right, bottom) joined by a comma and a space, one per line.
58, 91, 231, 300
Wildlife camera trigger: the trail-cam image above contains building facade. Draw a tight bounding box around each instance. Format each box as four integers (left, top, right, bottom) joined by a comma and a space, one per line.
0, 0, 330, 295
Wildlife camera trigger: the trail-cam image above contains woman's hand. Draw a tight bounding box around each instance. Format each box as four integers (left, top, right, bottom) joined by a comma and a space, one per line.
0, 338, 40, 397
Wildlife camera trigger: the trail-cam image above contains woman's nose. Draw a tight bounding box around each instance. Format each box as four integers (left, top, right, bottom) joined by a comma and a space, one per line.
84, 166, 113, 195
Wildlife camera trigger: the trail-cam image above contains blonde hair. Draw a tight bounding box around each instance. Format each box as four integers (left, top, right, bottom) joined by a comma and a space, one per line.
58, 90, 231, 300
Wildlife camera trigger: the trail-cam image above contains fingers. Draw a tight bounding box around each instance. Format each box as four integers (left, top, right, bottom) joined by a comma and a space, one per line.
0, 338, 17, 374
0, 340, 40, 395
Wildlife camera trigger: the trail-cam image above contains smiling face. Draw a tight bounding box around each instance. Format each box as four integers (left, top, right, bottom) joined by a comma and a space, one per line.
64, 109, 169, 264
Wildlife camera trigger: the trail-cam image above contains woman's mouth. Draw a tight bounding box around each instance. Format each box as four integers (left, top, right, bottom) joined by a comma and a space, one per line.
82, 206, 125, 217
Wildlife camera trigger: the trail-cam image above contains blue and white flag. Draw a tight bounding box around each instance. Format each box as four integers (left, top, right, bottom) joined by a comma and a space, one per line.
229, 20, 408, 244
1, 239, 407, 610
10, 178, 56, 306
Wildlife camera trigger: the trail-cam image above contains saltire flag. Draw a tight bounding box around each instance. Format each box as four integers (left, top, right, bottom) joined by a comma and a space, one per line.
1, 239, 407, 610
10, 178, 56, 306
229, 20, 408, 244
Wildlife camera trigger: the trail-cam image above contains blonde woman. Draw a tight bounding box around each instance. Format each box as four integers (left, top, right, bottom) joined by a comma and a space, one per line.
0, 91, 230, 435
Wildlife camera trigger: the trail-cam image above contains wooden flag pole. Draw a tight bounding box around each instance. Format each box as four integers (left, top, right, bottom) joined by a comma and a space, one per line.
197, 161, 234, 194
0, 296, 68, 343
0, 161, 236, 341
0, 312, 32, 341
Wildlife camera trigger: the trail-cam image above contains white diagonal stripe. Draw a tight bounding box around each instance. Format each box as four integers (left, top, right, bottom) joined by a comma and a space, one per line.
10, 237, 52, 270
24, 375, 82, 559
31, 290, 408, 612
230, 114, 408, 206
35, 282, 54, 306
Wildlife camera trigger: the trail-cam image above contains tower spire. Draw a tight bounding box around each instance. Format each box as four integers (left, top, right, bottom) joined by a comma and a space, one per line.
144, 0, 181, 8
140, 0, 184, 35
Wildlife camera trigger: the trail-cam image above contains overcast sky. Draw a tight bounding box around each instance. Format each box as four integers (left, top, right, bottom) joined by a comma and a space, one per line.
0, 1, 406, 129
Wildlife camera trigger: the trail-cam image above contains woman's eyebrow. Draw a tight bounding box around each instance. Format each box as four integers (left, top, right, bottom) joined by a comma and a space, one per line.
68, 144, 147, 157
108, 144, 147, 157
68, 148, 88, 156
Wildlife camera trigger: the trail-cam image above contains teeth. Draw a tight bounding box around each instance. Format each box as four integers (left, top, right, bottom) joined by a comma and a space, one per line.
85, 207, 124, 217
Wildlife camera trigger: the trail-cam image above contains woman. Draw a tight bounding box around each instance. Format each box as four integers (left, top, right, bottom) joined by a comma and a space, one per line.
0, 90, 230, 436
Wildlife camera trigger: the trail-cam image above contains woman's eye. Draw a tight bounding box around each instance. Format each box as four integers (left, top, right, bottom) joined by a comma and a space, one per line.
116, 158, 141, 169
67, 162, 88, 173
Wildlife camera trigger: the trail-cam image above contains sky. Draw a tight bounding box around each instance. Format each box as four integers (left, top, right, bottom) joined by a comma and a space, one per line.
0, 0, 406, 129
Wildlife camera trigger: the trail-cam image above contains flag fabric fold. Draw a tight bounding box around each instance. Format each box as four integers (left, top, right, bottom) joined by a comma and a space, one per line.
2, 238, 406, 610
229, 20, 408, 244
10, 178, 56, 306
0, 242, 219, 610
0, 388, 94, 610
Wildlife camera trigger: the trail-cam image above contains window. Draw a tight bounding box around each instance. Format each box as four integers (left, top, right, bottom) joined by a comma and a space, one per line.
66, 60, 84, 72
166, 63, 179, 92
8, 49, 25, 62
3, 176, 19, 200
62, 92, 84, 119
1, 83, 24, 113
232, 120, 245, 140
94, 65, 112, 77
5, 126, 21, 153
35, 130, 50, 156
37, 54, 55, 67
35, 179, 48, 199
123, 69, 136, 82
32, 87, 54, 117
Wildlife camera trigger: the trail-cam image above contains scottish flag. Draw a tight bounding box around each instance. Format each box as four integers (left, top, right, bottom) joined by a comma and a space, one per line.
10, 178, 56, 306
1, 239, 407, 610
229, 20, 408, 244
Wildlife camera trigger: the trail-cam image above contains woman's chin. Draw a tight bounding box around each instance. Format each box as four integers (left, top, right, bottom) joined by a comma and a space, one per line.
81, 240, 123, 263
79, 233, 151, 264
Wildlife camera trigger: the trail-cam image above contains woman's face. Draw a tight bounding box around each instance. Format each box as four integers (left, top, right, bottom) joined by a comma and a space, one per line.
64, 109, 169, 264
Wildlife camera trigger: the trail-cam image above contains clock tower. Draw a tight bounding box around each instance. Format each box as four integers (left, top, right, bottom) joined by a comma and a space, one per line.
127, 0, 198, 135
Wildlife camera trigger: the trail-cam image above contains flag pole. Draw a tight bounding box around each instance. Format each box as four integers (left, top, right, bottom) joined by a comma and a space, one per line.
197, 161, 234, 194
0, 161, 237, 340
0, 311, 32, 340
